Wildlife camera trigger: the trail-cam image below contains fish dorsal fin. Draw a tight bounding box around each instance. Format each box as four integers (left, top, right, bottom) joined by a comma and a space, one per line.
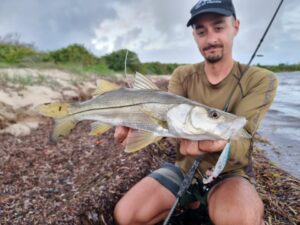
89, 122, 112, 136
125, 129, 162, 153
93, 79, 121, 96
132, 72, 159, 90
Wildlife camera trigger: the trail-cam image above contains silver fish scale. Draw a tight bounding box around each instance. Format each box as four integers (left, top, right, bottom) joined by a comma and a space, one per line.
73, 103, 172, 136
75, 88, 196, 111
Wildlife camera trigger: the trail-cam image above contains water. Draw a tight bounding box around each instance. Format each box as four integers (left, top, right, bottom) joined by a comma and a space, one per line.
257, 71, 300, 179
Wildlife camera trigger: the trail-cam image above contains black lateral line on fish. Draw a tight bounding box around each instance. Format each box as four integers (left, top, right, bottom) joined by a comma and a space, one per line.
70, 101, 179, 116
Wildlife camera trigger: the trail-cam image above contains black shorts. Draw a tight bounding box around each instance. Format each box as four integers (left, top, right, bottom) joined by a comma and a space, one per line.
148, 162, 251, 207
148, 162, 184, 196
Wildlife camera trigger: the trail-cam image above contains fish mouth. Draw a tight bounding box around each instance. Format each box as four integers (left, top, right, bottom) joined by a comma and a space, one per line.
216, 117, 247, 139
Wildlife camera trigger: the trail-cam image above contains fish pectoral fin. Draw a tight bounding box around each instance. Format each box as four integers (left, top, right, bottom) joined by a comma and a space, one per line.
50, 117, 77, 142
125, 130, 162, 153
89, 122, 112, 136
37, 102, 70, 118
93, 79, 121, 96
132, 72, 160, 90
140, 109, 168, 129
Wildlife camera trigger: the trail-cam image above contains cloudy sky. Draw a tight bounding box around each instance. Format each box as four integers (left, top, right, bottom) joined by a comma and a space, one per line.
0, 0, 299, 65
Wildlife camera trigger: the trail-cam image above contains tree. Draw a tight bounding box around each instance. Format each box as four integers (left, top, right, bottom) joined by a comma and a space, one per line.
101, 49, 141, 72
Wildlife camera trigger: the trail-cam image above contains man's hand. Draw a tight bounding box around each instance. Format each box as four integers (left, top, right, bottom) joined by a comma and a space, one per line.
114, 126, 130, 145
179, 139, 228, 156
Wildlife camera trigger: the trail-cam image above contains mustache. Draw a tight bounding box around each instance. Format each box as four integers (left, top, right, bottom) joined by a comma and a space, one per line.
203, 44, 223, 51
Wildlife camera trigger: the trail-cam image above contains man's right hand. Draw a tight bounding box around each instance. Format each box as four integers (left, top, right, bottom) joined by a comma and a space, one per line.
114, 126, 130, 145
179, 139, 227, 156
179, 139, 205, 157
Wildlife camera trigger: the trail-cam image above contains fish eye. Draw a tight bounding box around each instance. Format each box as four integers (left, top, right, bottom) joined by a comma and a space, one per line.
208, 110, 220, 119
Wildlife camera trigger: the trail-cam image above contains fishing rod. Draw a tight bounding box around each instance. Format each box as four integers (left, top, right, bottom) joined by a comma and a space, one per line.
163, 0, 285, 224
246, 0, 285, 69
223, 0, 284, 112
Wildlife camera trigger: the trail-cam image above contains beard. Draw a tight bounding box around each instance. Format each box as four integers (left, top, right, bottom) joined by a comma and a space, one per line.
205, 53, 223, 63
201, 44, 224, 64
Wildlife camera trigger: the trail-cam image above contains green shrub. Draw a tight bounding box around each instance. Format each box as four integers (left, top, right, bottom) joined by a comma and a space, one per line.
0, 43, 38, 63
257, 63, 300, 72
0, 34, 38, 63
141, 62, 179, 75
47, 44, 98, 65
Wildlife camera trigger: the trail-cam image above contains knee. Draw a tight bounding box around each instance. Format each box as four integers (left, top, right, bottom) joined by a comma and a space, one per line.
208, 177, 265, 225
210, 199, 264, 225
114, 200, 134, 225
237, 201, 264, 225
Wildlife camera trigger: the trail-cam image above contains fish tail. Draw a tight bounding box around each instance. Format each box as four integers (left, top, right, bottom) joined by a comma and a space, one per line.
37, 102, 71, 118
50, 116, 78, 143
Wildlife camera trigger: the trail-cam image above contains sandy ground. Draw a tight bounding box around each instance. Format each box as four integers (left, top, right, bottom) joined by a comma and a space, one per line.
0, 68, 97, 137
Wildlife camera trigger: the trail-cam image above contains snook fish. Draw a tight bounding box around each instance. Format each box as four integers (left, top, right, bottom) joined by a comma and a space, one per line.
37, 73, 250, 152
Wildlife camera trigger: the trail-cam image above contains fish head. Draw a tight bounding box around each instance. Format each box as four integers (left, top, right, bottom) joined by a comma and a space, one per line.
189, 105, 247, 139
167, 104, 248, 140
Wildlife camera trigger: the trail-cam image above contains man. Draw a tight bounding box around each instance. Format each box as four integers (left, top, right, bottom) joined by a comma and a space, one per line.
114, 0, 278, 224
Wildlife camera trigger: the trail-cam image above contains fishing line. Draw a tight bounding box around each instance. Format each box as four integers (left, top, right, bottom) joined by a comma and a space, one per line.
124, 50, 133, 88
223, 0, 284, 112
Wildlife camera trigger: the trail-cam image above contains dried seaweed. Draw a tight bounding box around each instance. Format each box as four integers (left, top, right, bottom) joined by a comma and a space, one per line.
0, 121, 299, 225
0, 78, 299, 225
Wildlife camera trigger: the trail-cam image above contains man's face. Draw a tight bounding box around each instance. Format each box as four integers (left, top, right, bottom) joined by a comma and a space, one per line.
192, 13, 239, 64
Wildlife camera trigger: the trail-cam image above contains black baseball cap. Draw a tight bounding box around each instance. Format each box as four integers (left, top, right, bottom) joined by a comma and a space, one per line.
187, 0, 236, 27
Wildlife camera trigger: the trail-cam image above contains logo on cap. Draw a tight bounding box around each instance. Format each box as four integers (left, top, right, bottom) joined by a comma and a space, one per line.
194, 0, 222, 10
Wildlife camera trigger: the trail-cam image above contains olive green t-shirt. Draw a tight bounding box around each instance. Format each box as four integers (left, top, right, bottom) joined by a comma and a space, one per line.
168, 61, 278, 178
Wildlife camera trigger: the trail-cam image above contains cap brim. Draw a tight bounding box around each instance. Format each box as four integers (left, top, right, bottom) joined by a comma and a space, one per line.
187, 8, 233, 27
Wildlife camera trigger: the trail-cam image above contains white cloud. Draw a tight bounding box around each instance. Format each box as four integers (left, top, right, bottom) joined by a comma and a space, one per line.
282, 4, 300, 41
91, 1, 190, 55
0, 0, 299, 64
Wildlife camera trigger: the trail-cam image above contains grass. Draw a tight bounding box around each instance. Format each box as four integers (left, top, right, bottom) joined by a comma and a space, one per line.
0, 72, 61, 89
0, 61, 115, 78
56, 62, 115, 78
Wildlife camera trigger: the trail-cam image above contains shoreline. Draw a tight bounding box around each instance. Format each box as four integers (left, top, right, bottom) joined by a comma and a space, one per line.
257, 71, 300, 179
0, 68, 299, 224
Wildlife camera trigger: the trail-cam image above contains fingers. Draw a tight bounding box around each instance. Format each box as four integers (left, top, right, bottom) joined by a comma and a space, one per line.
179, 139, 205, 156
179, 139, 228, 156
198, 140, 228, 152
114, 126, 130, 144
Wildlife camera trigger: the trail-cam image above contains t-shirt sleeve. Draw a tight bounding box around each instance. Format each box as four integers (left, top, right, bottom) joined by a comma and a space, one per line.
234, 70, 278, 135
